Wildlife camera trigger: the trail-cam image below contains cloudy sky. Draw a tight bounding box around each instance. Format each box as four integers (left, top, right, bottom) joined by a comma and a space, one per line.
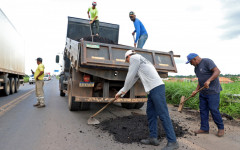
1, 0, 240, 76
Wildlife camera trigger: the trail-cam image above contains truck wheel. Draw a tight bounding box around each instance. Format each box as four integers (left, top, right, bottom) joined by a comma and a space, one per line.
121, 103, 136, 109
3, 78, 10, 96
15, 78, 20, 93
9, 78, 15, 94
68, 79, 80, 111
60, 90, 65, 97
79, 102, 90, 110
134, 102, 145, 109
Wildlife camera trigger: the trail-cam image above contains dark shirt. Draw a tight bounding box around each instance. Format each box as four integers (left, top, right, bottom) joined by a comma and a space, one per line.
194, 58, 222, 95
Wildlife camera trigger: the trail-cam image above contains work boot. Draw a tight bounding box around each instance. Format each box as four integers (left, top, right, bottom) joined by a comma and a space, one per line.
33, 103, 40, 107
194, 129, 209, 135
162, 142, 179, 150
37, 104, 46, 108
216, 129, 224, 137
140, 137, 159, 146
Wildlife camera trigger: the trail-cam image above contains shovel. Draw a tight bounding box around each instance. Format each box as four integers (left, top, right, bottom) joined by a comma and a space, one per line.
88, 98, 118, 125
89, 18, 93, 42
178, 86, 205, 112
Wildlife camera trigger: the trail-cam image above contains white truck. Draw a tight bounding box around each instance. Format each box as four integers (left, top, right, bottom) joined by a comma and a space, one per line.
0, 9, 25, 96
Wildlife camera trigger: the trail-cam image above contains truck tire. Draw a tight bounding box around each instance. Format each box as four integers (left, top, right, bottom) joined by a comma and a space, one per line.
60, 90, 65, 97
68, 79, 80, 111
121, 103, 136, 109
15, 78, 20, 93
134, 102, 145, 109
9, 78, 15, 94
3, 78, 10, 96
79, 102, 90, 110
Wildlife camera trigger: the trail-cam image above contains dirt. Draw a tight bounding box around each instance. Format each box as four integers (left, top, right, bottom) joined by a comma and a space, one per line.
82, 36, 116, 44
97, 115, 188, 144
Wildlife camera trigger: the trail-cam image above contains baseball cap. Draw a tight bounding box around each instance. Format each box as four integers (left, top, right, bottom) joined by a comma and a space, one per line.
186, 53, 198, 64
92, 1, 97, 6
36, 57, 42, 62
125, 50, 136, 60
129, 11, 135, 16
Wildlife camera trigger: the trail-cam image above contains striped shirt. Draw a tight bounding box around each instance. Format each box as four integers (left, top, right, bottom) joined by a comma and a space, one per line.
117, 54, 164, 95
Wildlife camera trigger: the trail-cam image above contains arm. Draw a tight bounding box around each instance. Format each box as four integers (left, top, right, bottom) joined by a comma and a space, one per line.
204, 67, 220, 88
87, 8, 90, 18
134, 21, 140, 44
115, 57, 140, 99
36, 71, 44, 81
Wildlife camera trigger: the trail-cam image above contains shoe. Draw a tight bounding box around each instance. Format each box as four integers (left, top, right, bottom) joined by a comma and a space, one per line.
37, 104, 46, 108
194, 129, 209, 135
140, 137, 159, 146
216, 129, 224, 137
33, 103, 40, 107
162, 142, 179, 150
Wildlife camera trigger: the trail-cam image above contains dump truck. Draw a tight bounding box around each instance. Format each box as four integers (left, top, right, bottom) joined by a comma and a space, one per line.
0, 9, 25, 96
56, 16, 178, 111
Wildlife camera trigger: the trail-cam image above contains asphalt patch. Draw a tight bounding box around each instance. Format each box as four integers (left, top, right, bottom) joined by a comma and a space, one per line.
98, 115, 188, 143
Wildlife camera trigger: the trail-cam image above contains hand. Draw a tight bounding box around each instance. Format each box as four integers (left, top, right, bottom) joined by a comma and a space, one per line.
191, 90, 197, 97
115, 92, 125, 99
134, 43, 136, 48
204, 80, 210, 89
89, 20, 93, 24
132, 32, 135, 36
88, 15, 90, 19
31, 70, 34, 74
36, 77, 39, 81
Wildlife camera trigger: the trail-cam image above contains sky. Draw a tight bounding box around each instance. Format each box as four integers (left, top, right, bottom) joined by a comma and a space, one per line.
1, 0, 240, 76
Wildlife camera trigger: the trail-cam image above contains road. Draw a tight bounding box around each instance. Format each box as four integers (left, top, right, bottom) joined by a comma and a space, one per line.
0, 78, 239, 150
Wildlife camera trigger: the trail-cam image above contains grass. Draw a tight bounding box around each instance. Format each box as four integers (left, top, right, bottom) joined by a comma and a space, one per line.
23, 76, 29, 83
165, 81, 240, 118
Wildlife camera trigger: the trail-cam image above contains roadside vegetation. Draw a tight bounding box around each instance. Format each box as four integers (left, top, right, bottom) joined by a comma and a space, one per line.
165, 81, 240, 118
24, 75, 29, 83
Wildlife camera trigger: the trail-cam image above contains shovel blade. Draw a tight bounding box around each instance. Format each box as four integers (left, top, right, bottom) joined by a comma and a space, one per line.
88, 117, 100, 125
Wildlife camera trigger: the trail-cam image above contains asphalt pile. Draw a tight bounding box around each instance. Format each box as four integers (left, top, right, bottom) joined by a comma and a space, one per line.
82, 36, 115, 44
98, 115, 188, 143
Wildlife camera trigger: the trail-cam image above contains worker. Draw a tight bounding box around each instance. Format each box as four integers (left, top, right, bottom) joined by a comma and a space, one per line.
186, 53, 224, 137
129, 11, 148, 48
87, 1, 99, 36
31, 57, 45, 108
115, 50, 179, 150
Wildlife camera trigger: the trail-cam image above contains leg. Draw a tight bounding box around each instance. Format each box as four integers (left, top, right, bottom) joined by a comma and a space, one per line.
95, 20, 99, 35
35, 81, 41, 104
137, 34, 148, 48
150, 85, 177, 143
199, 93, 210, 131
208, 93, 224, 130
146, 94, 158, 138
37, 80, 45, 106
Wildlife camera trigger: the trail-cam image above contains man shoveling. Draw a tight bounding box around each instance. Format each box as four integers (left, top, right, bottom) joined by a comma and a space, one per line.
115, 50, 179, 150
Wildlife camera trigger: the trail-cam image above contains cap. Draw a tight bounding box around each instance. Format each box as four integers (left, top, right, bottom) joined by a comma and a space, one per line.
186, 53, 198, 64
36, 57, 42, 62
129, 11, 135, 16
125, 50, 136, 59
92, 1, 97, 6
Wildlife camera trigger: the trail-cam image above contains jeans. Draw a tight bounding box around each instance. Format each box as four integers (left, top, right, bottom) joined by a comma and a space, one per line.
137, 34, 148, 48
147, 84, 177, 142
90, 20, 99, 35
199, 93, 224, 131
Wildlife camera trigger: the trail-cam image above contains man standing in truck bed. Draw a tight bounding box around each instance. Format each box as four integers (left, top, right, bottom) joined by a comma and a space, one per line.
129, 11, 148, 48
115, 50, 179, 150
32, 57, 45, 108
87, 1, 99, 36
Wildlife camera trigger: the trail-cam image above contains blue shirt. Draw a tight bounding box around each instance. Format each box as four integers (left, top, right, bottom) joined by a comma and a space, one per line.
133, 18, 148, 43
194, 58, 222, 95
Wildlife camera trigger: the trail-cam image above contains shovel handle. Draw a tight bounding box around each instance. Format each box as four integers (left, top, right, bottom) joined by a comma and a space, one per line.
90, 98, 117, 118
181, 86, 205, 104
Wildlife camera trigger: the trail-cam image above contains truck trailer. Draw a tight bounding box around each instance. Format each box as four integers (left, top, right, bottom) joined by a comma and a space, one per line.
57, 17, 178, 111
0, 9, 25, 96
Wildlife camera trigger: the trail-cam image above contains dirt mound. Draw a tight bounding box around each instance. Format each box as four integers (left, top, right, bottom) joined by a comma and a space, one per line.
98, 115, 188, 143
82, 36, 115, 44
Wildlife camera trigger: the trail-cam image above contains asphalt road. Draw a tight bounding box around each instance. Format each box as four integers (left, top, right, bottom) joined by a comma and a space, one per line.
0, 78, 239, 150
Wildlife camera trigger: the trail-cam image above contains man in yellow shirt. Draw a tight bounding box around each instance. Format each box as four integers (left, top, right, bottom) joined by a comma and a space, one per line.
87, 1, 99, 36
31, 57, 45, 108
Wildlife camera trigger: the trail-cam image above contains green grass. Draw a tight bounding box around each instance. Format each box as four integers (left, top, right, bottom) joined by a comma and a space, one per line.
165, 81, 240, 118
